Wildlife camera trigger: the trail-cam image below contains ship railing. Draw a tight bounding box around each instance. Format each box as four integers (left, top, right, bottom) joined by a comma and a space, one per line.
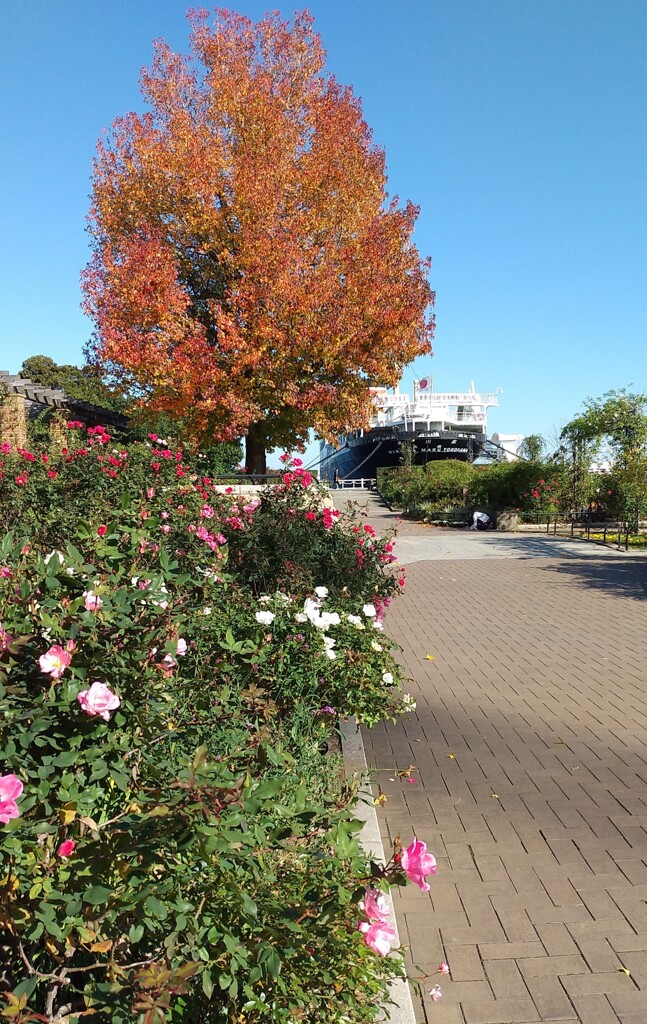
375, 408, 488, 424
415, 392, 500, 406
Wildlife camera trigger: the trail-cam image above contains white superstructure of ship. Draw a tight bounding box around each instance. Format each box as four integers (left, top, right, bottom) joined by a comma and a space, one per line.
320, 377, 522, 480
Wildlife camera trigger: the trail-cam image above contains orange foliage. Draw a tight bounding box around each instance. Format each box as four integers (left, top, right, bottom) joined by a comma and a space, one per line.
82, 8, 433, 466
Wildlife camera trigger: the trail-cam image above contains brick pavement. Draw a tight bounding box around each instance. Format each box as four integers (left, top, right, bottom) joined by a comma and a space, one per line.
338, 495, 647, 1024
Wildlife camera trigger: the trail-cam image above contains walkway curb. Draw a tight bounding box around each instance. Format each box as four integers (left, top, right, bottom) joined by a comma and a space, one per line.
339, 717, 418, 1024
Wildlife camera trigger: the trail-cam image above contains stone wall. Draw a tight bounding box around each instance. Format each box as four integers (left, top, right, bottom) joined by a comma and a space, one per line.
0, 392, 27, 447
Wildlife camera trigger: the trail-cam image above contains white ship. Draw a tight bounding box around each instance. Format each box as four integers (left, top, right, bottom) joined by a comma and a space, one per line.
320, 378, 520, 481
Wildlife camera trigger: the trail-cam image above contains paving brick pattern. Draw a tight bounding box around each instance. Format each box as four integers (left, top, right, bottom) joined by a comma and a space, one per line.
349, 499, 647, 1023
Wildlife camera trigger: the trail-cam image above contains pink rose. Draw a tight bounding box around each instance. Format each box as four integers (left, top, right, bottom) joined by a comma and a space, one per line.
401, 837, 437, 892
429, 984, 443, 1002
0, 773, 23, 824
97, 525, 107, 537
162, 654, 176, 674
57, 839, 76, 857
358, 920, 397, 956
77, 682, 120, 721
0, 625, 14, 652
360, 887, 390, 923
39, 644, 72, 679
83, 590, 103, 611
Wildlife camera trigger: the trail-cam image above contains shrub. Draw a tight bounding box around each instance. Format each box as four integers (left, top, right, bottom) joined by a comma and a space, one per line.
0, 445, 428, 1023
470, 462, 564, 514
378, 461, 472, 512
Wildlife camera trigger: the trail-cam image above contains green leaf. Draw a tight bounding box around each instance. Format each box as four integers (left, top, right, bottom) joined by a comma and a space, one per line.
83, 885, 112, 905
144, 895, 168, 920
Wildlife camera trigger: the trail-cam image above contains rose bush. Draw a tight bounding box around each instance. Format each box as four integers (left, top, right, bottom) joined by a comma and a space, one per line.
0, 440, 433, 1023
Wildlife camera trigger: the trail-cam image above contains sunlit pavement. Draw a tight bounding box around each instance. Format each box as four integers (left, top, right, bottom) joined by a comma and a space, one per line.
333, 491, 647, 1024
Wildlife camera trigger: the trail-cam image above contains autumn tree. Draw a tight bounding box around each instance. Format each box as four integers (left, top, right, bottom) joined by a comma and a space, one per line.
82, 8, 433, 473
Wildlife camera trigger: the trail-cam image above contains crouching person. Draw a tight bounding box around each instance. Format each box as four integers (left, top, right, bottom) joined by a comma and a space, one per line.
471, 510, 493, 531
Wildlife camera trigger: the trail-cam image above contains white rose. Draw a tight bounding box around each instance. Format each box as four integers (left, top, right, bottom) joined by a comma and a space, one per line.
295, 612, 308, 623
314, 586, 329, 598
371, 641, 383, 652
255, 610, 275, 626
346, 614, 362, 626
319, 611, 340, 629
363, 603, 377, 618
203, 607, 212, 615
382, 672, 394, 685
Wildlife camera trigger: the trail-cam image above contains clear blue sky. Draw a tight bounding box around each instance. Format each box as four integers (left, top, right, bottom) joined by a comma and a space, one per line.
1, 0, 646, 455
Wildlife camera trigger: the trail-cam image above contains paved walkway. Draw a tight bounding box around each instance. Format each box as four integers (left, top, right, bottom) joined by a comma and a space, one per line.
334, 495, 647, 1024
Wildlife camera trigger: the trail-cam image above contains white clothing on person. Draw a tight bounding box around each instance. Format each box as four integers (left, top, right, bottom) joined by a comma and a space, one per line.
470, 511, 491, 530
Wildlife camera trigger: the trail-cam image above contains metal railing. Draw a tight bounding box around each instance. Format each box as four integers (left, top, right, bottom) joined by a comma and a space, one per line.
335, 478, 376, 490
541, 515, 631, 551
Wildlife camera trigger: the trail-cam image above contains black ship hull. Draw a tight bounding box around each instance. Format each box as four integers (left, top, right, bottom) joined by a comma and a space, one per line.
320, 431, 484, 482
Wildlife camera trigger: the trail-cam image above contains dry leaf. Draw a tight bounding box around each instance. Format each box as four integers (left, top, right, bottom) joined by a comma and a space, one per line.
59, 803, 76, 825
90, 939, 113, 953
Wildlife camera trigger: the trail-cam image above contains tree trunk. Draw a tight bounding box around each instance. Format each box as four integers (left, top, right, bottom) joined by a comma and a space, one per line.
245, 423, 267, 478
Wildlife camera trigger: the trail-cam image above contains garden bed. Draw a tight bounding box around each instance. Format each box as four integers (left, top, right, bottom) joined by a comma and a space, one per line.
0, 430, 436, 1024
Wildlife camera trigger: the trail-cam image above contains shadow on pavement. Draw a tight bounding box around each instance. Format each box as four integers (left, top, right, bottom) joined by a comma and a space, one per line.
536, 556, 647, 601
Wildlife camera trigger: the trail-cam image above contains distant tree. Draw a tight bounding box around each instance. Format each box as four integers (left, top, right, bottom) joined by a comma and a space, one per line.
82, 8, 433, 473
517, 434, 545, 462
21, 355, 126, 411
399, 440, 416, 468
561, 389, 647, 528
21, 355, 243, 470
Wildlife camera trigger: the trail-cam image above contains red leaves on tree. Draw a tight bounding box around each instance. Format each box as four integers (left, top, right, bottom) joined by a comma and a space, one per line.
82, 9, 434, 461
